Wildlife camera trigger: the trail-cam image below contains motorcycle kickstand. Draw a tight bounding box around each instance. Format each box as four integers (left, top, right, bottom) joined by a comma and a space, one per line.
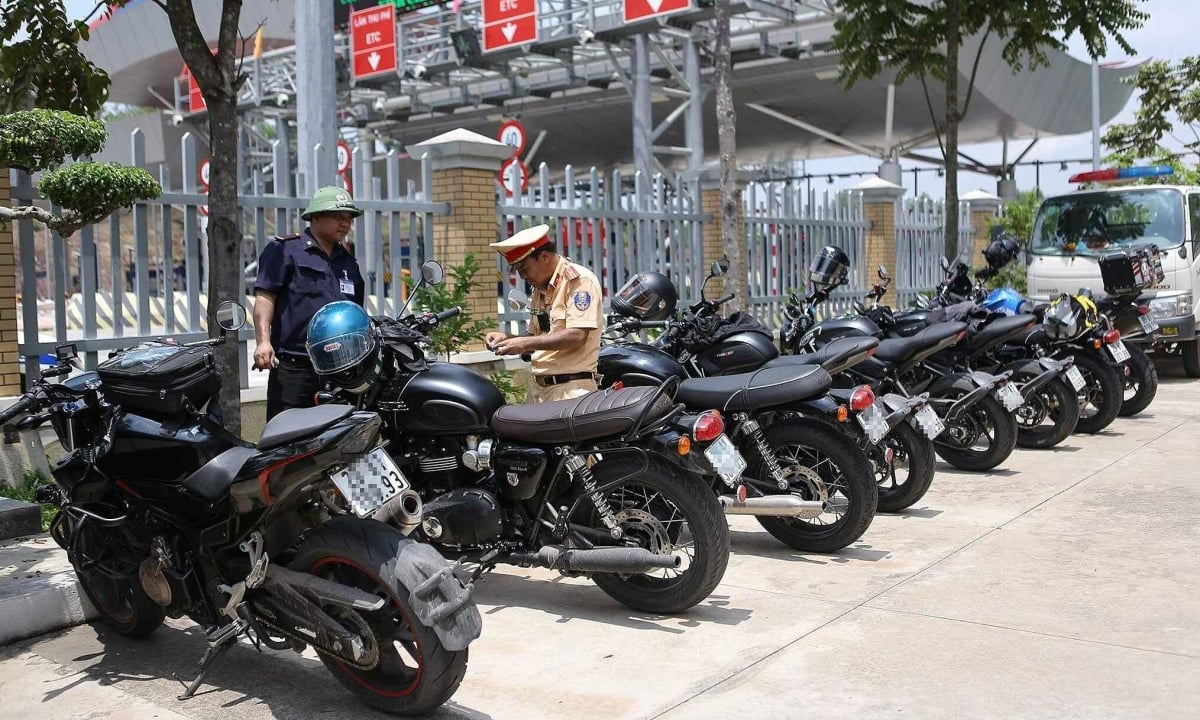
173, 619, 247, 700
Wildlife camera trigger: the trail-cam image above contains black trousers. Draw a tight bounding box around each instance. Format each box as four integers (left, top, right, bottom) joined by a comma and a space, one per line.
265, 356, 322, 421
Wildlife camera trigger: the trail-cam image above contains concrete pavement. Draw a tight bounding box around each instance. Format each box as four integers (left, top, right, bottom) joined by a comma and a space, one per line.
2, 361, 1198, 719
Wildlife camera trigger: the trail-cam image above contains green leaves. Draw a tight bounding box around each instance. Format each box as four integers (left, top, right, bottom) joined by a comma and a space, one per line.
1102, 56, 1200, 177
0, 0, 111, 115
0, 109, 107, 173
39, 162, 161, 226
410, 253, 495, 360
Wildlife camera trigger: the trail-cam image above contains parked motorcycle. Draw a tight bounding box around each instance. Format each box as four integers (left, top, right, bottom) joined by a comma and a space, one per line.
598, 262, 890, 547
0, 303, 479, 716
307, 262, 732, 615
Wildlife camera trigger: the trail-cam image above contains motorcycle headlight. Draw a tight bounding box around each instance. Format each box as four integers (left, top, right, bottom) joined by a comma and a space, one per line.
1149, 293, 1192, 320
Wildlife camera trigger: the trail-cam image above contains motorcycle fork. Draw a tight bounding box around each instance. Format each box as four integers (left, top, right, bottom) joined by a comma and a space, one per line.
732, 413, 789, 490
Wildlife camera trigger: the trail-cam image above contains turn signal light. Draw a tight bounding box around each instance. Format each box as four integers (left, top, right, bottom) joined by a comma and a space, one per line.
693, 412, 725, 442
849, 385, 876, 411
836, 406, 849, 422
1093, 339, 1102, 350
1103, 329, 1121, 344
677, 435, 691, 455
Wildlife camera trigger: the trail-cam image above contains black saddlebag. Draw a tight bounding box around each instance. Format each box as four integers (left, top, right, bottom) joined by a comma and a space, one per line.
97, 344, 220, 418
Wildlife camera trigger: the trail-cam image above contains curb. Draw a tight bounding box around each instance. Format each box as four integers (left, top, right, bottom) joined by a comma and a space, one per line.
0, 535, 97, 646
0, 499, 41, 542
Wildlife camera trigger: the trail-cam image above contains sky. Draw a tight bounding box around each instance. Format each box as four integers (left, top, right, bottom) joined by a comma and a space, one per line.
57, 0, 1194, 201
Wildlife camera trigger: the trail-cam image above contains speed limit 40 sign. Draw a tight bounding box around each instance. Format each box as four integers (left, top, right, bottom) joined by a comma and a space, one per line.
498, 120, 526, 157
336, 140, 352, 175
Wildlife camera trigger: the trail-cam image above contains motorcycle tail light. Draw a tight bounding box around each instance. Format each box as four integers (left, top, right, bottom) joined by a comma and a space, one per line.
1103, 329, 1121, 344
611, 381, 625, 390
850, 385, 876, 411
693, 411, 724, 442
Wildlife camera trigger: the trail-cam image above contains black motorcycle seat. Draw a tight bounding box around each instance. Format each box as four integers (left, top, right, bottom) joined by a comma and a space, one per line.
490, 386, 674, 444
182, 445, 257, 504
1015, 325, 1047, 346
968, 314, 1037, 352
874, 322, 967, 363
258, 405, 353, 451
765, 337, 880, 375
676, 365, 832, 412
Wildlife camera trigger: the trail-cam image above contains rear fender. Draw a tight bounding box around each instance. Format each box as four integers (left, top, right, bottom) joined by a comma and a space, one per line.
927, 372, 989, 421
997, 358, 1057, 399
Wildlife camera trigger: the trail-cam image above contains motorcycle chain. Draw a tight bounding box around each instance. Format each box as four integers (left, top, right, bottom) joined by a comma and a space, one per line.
252, 609, 380, 671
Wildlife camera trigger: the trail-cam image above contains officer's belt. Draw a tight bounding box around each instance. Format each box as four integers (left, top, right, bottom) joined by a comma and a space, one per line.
533, 372, 598, 387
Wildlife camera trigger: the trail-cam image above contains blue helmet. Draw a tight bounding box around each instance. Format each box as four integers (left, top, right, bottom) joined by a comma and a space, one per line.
982, 287, 1026, 315
306, 301, 379, 392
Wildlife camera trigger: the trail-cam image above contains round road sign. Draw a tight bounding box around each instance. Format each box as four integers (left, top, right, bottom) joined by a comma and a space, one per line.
336, 140, 352, 174
499, 157, 529, 197
498, 120, 527, 157
198, 158, 210, 188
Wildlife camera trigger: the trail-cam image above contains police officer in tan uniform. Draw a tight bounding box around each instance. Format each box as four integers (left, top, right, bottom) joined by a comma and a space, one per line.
485, 225, 604, 403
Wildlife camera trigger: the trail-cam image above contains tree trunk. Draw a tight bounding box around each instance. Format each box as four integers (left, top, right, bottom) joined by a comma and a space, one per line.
944, 0, 960, 260
158, 0, 245, 436
713, 0, 743, 312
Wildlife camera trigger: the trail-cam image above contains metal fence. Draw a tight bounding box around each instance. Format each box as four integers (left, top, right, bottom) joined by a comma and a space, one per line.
495, 164, 707, 335
13, 129, 444, 388
743, 181, 870, 326
893, 198, 975, 308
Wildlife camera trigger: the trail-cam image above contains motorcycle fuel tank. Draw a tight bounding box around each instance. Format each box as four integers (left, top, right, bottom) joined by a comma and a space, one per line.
695, 331, 779, 375
381, 362, 505, 435
805, 316, 884, 348
598, 343, 687, 386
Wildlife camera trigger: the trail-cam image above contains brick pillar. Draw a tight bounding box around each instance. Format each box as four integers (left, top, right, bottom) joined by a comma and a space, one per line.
964, 190, 1003, 266
0, 169, 19, 396
696, 168, 752, 295
856, 177, 905, 278
408, 129, 513, 352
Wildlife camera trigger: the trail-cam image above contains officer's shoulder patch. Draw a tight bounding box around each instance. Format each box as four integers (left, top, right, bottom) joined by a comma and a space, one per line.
572, 290, 592, 311
272, 233, 301, 242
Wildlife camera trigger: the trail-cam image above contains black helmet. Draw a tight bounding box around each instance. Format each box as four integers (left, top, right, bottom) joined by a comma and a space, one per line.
809, 246, 850, 289
612, 271, 677, 321
983, 232, 1020, 270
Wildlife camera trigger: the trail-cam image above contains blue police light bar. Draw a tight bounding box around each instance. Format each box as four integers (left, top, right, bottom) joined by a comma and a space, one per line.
1068, 165, 1175, 184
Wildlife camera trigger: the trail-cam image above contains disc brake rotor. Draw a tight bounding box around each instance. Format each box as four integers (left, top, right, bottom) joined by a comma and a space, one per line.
614, 508, 673, 555
1015, 394, 1050, 427
777, 462, 828, 504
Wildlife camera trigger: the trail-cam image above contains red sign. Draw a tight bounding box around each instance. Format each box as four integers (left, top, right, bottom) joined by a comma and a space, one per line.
182, 65, 205, 113
499, 157, 529, 197
498, 120, 527, 157
198, 158, 211, 189
624, 0, 691, 23
482, 0, 538, 52
350, 4, 397, 80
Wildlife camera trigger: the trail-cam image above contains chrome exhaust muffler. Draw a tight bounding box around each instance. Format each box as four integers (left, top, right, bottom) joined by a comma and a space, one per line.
371, 489, 424, 535
718, 494, 824, 518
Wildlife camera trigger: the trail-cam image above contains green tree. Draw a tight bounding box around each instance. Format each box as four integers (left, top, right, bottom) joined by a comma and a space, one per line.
0, 1, 110, 114
1102, 56, 1200, 185
833, 0, 1146, 258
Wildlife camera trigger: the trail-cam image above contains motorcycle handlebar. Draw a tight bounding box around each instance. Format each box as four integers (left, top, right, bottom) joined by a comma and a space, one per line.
0, 395, 36, 426
435, 307, 462, 322
713, 294, 735, 306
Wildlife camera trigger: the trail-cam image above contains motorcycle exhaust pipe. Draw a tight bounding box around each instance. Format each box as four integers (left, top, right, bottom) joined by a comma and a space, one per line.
511, 545, 681, 574
1018, 368, 1057, 399
943, 385, 990, 421
371, 489, 423, 535
718, 494, 824, 518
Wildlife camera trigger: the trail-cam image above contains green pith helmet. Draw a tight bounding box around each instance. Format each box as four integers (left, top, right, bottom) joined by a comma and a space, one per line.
301, 186, 364, 221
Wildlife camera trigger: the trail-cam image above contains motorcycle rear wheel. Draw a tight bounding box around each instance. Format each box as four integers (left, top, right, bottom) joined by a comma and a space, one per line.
1015, 377, 1080, 449
587, 456, 729, 615
291, 517, 468, 716
873, 420, 936, 513
934, 394, 1017, 472
1118, 344, 1158, 417
1071, 351, 1123, 434
752, 421, 878, 553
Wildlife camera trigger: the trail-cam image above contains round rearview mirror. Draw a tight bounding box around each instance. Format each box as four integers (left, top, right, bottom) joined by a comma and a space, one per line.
711, 259, 729, 277
421, 261, 444, 286
939, 256, 951, 271
507, 288, 530, 311
878, 265, 888, 278
216, 301, 247, 332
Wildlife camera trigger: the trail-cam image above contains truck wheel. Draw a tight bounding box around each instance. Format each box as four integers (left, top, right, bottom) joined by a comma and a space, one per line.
1183, 340, 1200, 378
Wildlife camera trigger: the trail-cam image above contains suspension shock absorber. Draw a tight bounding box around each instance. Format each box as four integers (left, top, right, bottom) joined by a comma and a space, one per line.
561, 450, 623, 540
733, 414, 789, 490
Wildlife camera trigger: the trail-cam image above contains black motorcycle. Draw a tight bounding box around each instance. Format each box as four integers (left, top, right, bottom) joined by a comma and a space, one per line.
0, 303, 479, 716
312, 262, 733, 615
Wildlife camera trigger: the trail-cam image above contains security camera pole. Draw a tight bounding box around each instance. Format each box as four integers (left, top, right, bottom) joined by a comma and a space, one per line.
296, 0, 337, 195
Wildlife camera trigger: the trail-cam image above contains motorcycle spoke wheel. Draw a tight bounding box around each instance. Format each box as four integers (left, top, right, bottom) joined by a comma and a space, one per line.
607, 484, 696, 580
773, 445, 850, 528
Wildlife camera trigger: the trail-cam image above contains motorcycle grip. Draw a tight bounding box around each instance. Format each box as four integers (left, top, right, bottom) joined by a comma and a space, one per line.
0, 395, 36, 426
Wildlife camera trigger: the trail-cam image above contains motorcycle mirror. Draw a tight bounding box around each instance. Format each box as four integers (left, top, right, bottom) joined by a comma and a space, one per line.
215, 301, 247, 332
878, 265, 888, 279
939, 256, 950, 272
507, 288, 530, 311
421, 261, 444, 286
711, 258, 729, 277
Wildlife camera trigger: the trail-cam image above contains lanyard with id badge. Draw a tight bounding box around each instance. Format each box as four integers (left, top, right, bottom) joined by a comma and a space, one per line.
339, 270, 355, 296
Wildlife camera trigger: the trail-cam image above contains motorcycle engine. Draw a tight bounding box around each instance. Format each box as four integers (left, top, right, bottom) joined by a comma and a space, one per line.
420, 487, 504, 546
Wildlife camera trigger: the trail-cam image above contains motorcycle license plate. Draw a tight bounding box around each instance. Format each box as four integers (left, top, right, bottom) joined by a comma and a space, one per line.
996, 382, 1025, 411
856, 401, 889, 445
1065, 365, 1086, 391
1107, 340, 1131, 363
704, 434, 748, 487
1139, 315, 1159, 334
331, 447, 410, 518
912, 405, 945, 440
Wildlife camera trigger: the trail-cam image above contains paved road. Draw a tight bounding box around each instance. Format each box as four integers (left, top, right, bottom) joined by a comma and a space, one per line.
3, 361, 1199, 719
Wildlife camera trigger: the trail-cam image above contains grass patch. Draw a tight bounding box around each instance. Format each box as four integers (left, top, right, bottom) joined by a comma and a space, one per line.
0, 470, 57, 532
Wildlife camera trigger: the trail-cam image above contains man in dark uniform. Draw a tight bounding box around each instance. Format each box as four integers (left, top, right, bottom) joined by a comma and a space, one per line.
253, 186, 365, 420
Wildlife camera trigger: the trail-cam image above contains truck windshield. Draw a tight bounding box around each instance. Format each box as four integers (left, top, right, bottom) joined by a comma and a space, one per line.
1031, 188, 1185, 256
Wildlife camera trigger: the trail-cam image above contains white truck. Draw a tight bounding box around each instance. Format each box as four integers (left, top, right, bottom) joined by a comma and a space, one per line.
1026, 166, 1200, 377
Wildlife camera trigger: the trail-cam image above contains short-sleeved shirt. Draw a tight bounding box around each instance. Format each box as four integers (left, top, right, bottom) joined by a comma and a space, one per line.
254, 228, 365, 357
529, 256, 604, 376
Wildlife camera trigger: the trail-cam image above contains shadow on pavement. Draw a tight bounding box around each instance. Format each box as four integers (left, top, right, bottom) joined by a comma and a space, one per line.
726, 531, 891, 565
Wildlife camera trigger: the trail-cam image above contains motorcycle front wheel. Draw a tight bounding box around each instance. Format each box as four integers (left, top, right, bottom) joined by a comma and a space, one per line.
291, 517, 468, 716
750, 420, 879, 553
933, 394, 1017, 472
1118, 343, 1158, 417
587, 456, 730, 615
